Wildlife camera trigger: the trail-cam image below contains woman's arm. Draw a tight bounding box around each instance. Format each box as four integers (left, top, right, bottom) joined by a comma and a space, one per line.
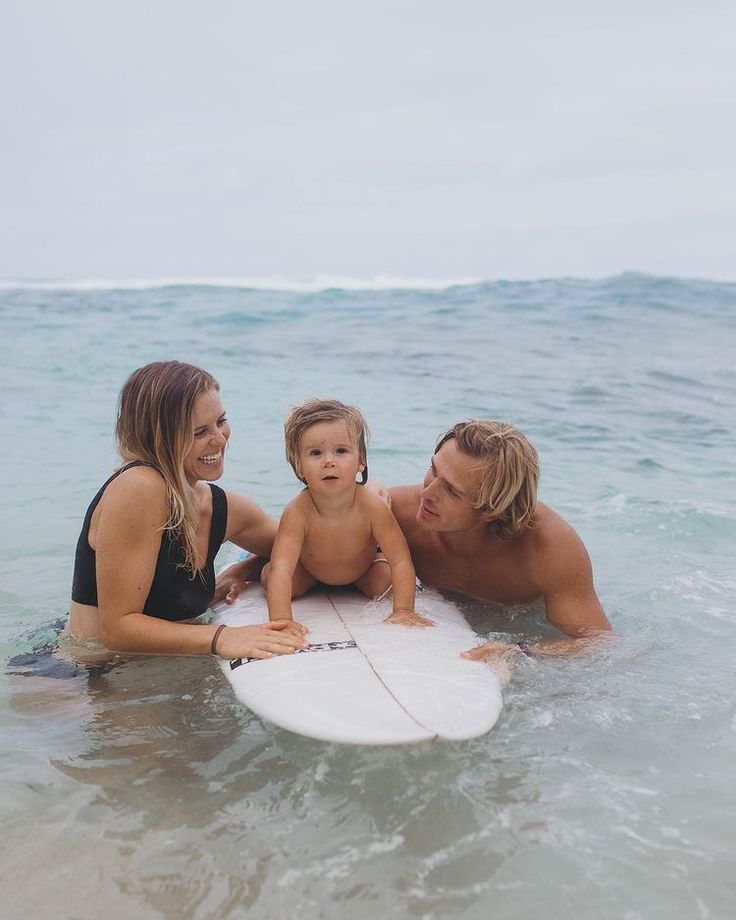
225, 491, 279, 554
211, 492, 279, 605
94, 469, 304, 657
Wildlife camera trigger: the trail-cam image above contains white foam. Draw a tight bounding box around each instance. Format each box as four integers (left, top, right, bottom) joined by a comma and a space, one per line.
0, 273, 481, 293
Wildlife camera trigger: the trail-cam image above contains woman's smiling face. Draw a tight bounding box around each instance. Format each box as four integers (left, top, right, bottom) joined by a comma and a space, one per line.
183, 388, 231, 485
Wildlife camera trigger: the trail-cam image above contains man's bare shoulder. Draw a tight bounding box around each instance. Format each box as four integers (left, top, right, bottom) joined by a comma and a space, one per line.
388, 485, 422, 527
359, 485, 393, 517
525, 502, 594, 584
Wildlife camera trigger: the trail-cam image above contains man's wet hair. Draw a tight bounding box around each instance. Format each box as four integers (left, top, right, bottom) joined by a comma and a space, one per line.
435, 419, 539, 538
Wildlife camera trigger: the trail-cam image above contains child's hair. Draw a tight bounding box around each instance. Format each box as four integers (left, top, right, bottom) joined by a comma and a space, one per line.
116, 360, 219, 575
435, 419, 539, 539
284, 398, 369, 484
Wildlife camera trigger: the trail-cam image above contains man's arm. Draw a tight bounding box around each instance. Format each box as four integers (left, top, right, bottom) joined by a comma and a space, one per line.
463, 521, 612, 661
535, 523, 611, 652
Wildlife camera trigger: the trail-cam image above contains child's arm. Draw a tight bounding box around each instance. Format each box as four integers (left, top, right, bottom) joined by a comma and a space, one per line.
266, 502, 307, 624
369, 497, 435, 627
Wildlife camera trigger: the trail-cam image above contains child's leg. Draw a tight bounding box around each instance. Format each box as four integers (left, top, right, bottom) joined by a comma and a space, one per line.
354, 553, 392, 599
262, 561, 318, 599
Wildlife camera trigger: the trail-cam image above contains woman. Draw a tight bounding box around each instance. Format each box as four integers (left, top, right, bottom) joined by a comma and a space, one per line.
69, 360, 306, 660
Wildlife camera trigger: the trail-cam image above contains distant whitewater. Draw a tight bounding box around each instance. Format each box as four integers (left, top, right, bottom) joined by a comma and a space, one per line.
0, 273, 481, 292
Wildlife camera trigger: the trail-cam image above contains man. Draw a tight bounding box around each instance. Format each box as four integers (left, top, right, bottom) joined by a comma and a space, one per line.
216, 419, 611, 660
386, 420, 611, 660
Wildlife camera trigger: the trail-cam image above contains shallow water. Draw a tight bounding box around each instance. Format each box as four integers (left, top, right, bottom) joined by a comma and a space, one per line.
1, 274, 735, 918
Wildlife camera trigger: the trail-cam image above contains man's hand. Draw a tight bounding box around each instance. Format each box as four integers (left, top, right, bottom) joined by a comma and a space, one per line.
364, 479, 392, 508
460, 641, 523, 684
383, 609, 436, 628
460, 641, 526, 663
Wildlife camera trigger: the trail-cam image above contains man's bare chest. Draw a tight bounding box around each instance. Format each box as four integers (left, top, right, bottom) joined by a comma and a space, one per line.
411, 536, 540, 605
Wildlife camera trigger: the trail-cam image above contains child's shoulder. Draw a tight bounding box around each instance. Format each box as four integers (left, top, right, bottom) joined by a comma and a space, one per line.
283, 489, 312, 515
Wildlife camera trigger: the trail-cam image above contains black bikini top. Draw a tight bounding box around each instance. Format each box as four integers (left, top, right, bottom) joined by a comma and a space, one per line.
71, 461, 228, 620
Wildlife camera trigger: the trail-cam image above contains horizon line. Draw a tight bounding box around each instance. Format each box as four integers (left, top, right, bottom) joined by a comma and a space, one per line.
0, 270, 732, 293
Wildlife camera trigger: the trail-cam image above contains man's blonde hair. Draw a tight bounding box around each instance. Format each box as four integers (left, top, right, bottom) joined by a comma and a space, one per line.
284, 399, 369, 484
116, 360, 219, 575
435, 420, 539, 538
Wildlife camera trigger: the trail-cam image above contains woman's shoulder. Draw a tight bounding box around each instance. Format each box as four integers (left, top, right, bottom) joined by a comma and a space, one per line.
101, 463, 168, 517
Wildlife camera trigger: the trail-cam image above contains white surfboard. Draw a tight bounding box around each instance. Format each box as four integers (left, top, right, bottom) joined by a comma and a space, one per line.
211, 585, 503, 745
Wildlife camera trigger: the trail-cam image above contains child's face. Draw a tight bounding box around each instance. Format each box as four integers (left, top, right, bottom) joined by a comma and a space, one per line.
297, 419, 365, 492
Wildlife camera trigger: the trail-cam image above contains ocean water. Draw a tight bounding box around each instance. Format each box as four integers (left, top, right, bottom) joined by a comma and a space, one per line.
1, 273, 734, 919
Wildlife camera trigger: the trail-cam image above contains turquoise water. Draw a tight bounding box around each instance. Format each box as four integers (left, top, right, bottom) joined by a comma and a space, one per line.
1, 274, 734, 918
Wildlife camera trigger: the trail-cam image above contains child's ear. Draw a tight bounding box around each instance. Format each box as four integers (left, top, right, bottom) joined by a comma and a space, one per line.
358, 461, 368, 485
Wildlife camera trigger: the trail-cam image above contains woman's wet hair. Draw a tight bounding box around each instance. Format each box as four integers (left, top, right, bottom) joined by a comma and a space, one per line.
116, 361, 219, 575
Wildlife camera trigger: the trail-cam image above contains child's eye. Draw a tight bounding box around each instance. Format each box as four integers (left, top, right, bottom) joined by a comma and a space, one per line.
308, 449, 321, 457
336, 447, 349, 454
217, 416, 228, 427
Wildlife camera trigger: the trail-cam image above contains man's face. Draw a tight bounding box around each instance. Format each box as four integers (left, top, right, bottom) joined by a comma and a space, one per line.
417, 438, 488, 532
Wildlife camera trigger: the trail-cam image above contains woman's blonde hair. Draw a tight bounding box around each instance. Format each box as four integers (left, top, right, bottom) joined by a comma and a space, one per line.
115, 361, 219, 575
284, 399, 369, 484
435, 419, 539, 538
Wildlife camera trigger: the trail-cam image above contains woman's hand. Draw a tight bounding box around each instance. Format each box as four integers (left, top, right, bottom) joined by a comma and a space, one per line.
215, 621, 307, 660
213, 560, 250, 604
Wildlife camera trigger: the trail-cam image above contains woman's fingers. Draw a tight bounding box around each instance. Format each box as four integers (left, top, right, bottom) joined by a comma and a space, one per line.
218, 624, 307, 659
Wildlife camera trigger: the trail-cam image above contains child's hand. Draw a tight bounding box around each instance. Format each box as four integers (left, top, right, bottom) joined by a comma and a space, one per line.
383, 609, 435, 628
269, 618, 309, 639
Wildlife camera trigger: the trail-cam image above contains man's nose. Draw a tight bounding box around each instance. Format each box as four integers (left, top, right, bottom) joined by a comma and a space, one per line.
422, 476, 439, 497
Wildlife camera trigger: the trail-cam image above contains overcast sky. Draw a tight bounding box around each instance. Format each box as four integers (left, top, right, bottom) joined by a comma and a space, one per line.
2, 1, 735, 283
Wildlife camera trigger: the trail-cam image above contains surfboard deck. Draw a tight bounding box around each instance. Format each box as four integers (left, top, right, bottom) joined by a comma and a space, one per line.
211, 584, 503, 745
